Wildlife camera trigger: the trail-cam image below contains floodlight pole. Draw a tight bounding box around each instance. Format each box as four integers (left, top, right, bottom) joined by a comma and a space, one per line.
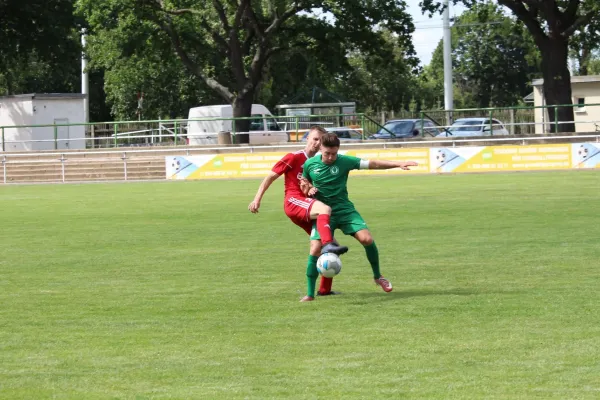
443, 0, 454, 125
81, 29, 89, 124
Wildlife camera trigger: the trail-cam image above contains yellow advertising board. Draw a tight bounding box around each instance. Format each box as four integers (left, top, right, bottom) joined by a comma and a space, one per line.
346, 148, 430, 175
572, 143, 600, 169
430, 144, 572, 173
166, 152, 285, 180
165, 143, 600, 180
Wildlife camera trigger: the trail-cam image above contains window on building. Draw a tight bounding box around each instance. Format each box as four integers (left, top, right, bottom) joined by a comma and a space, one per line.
575, 97, 586, 112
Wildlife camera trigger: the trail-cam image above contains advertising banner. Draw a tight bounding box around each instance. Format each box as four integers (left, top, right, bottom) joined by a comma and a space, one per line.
430, 144, 571, 173
346, 148, 430, 175
166, 152, 287, 180
572, 143, 600, 169
166, 143, 594, 180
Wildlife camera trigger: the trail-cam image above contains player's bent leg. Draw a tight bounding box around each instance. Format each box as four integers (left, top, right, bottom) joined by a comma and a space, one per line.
308, 200, 332, 218
353, 229, 374, 246
310, 201, 348, 255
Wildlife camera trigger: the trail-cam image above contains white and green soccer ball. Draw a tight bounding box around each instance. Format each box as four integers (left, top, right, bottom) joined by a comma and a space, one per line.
316, 253, 342, 278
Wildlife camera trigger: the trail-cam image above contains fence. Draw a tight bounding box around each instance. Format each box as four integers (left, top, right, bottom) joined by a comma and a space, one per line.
2, 104, 600, 151
367, 103, 600, 136
4, 133, 600, 184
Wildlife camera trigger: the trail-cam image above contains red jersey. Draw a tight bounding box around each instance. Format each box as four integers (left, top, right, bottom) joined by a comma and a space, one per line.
271, 150, 308, 199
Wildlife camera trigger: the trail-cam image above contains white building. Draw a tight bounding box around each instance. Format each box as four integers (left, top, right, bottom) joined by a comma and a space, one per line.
0, 93, 87, 151
532, 75, 600, 134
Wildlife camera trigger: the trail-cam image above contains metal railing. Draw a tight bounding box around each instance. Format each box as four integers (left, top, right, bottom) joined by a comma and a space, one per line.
369, 103, 600, 137
2, 103, 600, 152
3, 132, 600, 183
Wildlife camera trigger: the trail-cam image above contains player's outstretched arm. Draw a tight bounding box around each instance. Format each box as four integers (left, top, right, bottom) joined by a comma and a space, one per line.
248, 171, 280, 213
368, 160, 418, 170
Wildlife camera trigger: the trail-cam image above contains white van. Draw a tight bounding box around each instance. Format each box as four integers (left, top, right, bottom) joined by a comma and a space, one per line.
187, 104, 288, 145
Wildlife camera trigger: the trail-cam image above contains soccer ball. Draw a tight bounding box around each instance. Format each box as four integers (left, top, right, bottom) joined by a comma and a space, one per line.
316, 253, 342, 278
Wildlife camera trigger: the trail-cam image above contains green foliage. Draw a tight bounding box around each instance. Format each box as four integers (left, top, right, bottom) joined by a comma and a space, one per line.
255, 26, 420, 113
0, 48, 79, 96
452, 2, 540, 108
418, 3, 540, 109
76, 0, 417, 118
588, 55, 600, 75
570, 18, 600, 75
421, 0, 600, 131
0, 0, 80, 95
0, 0, 76, 62
418, 41, 446, 110
0, 1, 112, 121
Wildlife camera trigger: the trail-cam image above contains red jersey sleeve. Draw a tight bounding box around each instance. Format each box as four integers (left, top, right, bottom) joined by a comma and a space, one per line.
271, 153, 295, 175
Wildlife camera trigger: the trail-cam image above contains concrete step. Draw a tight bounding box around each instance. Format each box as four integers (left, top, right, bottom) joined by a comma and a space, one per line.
5, 171, 165, 183
5, 159, 164, 167
2, 153, 167, 183
5, 166, 164, 177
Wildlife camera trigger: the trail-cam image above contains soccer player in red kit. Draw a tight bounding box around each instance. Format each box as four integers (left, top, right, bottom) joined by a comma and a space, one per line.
248, 125, 347, 301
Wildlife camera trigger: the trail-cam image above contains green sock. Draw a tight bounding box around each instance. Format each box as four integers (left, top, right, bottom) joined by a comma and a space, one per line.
364, 242, 381, 279
306, 255, 319, 297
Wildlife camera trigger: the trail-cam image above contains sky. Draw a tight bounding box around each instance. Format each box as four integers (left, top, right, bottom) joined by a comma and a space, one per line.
406, 0, 467, 66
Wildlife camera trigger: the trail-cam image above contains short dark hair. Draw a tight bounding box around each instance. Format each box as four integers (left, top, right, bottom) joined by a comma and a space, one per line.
321, 132, 340, 148
309, 125, 328, 135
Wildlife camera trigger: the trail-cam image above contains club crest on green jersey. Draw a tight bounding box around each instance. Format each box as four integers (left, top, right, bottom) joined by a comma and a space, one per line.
331, 166, 339, 175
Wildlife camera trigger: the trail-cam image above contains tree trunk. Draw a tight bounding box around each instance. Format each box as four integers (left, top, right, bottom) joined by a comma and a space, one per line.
232, 94, 254, 143
539, 37, 575, 133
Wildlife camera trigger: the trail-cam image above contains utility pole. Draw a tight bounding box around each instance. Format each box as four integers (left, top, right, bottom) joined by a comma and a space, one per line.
443, 0, 453, 125
81, 29, 89, 124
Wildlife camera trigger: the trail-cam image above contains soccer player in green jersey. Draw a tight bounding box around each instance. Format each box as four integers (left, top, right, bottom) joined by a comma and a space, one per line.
301, 132, 418, 297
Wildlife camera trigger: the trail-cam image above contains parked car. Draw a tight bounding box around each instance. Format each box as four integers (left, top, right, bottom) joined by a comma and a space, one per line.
369, 119, 441, 139
437, 118, 510, 137
301, 127, 365, 142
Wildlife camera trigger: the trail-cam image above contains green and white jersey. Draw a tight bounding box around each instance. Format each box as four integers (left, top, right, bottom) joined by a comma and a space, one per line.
303, 154, 362, 214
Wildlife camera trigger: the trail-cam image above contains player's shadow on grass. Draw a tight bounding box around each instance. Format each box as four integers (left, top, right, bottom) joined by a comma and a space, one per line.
354, 288, 486, 302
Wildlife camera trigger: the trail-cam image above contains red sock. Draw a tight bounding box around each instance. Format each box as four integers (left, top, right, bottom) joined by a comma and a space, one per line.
316, 214, 333, 244
319, 276, 333, 294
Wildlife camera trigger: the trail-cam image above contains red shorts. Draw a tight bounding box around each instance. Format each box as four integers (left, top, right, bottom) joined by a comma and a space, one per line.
284, 196, 316, 235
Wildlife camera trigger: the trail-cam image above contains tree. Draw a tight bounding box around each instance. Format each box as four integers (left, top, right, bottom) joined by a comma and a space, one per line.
0, 0, 79, 94
418, 42, 445, 110
84, 28, 223, 120
421, 0, 600, 132
453, 2, 540, 107
330, 30, 419, 112
589, 53, 600, 75
570, 18, 600, 75
77, 0, 415, 132
418, 3, 540, 110
0, 49, 79, 96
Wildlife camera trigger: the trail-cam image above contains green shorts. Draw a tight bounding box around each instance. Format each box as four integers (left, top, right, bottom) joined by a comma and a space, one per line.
310, 210, 369, 240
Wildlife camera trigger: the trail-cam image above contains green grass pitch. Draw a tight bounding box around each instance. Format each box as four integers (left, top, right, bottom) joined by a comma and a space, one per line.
1, 171, 600, 399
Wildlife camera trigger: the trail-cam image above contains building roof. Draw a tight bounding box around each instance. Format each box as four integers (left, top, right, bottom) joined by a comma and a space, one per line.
532, 75, 600, 86
0, 93, 86, 100
523, 92, 534, 103
275, 102, 356, 109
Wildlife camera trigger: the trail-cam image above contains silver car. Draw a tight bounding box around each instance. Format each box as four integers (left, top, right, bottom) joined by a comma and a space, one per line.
370, 119, 441, 139
301, 127, 365, 142
438, 118, 510, 137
